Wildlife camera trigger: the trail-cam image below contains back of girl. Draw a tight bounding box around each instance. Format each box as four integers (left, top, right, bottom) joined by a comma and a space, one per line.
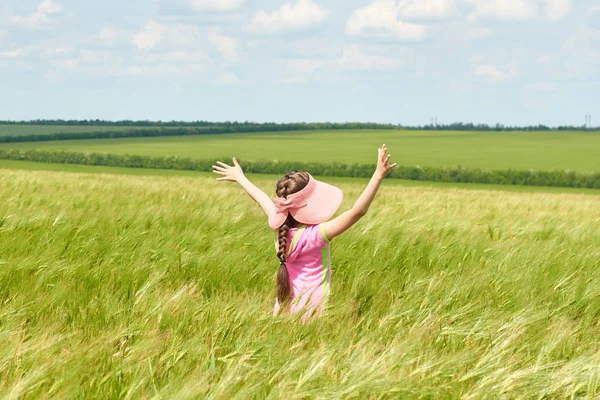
213, 145, 396, 322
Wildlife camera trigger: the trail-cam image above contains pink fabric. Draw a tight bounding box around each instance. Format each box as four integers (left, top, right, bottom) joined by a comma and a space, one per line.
274, 224, 332, 322
268, 174, 343, 230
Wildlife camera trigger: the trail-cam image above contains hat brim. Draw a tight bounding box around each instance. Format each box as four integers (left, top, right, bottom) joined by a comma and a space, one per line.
290, 179, 343, 226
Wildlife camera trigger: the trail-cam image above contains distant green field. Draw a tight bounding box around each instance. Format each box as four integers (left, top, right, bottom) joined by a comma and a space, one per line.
1, 129, 599, 172
0, 124, 137, 136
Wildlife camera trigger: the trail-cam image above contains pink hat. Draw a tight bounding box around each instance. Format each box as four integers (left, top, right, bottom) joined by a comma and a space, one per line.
268, 173, 343, 230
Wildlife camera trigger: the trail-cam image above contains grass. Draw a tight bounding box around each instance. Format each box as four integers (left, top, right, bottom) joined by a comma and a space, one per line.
0, 125, 143, 137
1, 159, 599, 195
1, 129, 599, 173
1, 169, 599, 398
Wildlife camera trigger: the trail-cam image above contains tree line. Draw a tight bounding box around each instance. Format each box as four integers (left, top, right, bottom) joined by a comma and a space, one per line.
1, 149, 598, 189
0, 120, 597, 131
0, 125, 391, 143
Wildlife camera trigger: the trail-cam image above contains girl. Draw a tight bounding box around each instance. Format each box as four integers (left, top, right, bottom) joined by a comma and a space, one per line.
212, 144, 396, 321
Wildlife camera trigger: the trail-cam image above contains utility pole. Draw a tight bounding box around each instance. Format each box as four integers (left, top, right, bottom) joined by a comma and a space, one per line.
585, 113, 592, 128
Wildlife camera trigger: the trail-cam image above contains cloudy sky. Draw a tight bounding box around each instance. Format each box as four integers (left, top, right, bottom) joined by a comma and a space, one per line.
0, 0, 598, 125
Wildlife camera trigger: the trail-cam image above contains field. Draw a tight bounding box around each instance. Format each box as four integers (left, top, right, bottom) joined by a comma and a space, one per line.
1, 159, 598, 195
1, 168, 599, 398
2, 129, 600, 172
0, 125, 141, 137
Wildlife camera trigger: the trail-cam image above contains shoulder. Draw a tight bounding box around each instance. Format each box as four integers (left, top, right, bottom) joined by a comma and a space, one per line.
302, 224, 330, 248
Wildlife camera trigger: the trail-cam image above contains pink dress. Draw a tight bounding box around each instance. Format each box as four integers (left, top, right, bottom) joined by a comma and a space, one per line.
273, 224, 332, 321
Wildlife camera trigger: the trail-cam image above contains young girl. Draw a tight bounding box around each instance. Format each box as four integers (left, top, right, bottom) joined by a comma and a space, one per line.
212, 144, 396, 321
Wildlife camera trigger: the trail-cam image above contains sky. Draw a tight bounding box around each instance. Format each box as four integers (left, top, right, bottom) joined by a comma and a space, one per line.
0, 0, 598, 126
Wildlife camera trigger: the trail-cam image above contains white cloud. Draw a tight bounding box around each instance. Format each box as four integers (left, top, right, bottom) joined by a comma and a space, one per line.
38, 0, 61, 14
543, 0, 570, 20
99, 26, 118, 41
133, 21, 167, 49
207, 27, 239, 60
465, 0, 573, 21
45, 47, 67, 56
339, 45, 408, 70
190, 0, 244, 12
133, 21, 200, 50
11, 0, 62, 28
246, 0, 328, 34
279, 58, 325, 83
0, 49, 23, 58
398, 0, 459, 19
474, 63, 517, 82
126, 49, 212, 77
46, 49, 125, 80
288, 58, 324, 75
278, 44, 414, 83
346, 0, 426, 41
469, 0, 538, 21
349, 0, 571, 26
51, 58, 78, 70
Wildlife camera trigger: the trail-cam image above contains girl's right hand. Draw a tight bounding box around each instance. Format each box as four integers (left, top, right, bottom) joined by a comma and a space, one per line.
375, 144, 397, 179
212, 157, 245, 182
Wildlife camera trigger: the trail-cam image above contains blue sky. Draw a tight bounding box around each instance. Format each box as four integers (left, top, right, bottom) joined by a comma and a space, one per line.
0, 0, 598, 125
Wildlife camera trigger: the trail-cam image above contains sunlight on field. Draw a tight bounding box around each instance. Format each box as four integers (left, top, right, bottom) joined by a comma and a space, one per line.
1, 169, 599, 397
2, 129, 599, 172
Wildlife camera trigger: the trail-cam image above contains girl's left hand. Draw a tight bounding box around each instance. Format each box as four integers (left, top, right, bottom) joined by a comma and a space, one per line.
375, 144, 397, 179
212, 157, 245, 182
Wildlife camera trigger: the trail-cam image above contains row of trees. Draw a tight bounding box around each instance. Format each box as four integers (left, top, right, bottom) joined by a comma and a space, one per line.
0, 121, 400, 129
0, 125, 392, 143
1, 149, 598, 189
407, 122, 598, 131
1, 120, 597, 131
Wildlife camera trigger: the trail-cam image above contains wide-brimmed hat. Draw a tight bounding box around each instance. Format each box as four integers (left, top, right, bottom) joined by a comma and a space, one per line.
268, 173, 343, 230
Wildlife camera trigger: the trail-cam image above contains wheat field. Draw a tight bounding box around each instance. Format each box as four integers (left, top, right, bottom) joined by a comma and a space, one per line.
1, 169, 599, 398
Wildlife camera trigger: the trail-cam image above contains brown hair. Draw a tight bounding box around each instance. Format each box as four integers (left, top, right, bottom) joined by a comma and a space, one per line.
275, 171, 310, 305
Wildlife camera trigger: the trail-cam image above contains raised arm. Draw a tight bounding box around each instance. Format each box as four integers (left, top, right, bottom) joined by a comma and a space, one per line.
212, 158, 275, 217
322, 144, 396, 241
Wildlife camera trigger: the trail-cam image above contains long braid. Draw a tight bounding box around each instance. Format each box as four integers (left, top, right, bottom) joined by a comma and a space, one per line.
274, 172, 310, 306
276, 183, 292, 304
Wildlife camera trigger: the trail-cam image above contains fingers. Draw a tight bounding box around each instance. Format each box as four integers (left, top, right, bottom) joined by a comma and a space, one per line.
216, 177, 229, 181
212, 165, 227, 172
233, 157, 240, 167
389, 163, 398, 169
213, 170, 227, 176
216, 161, 230, 168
